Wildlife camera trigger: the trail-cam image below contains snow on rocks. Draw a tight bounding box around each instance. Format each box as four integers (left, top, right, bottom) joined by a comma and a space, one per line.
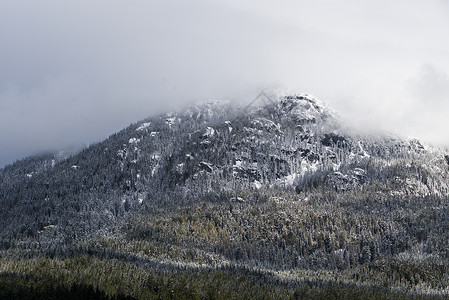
251, 118, 281, 133
326, 168, 367, 191
224, 120, 233, 134
129, 138, 140, 145
165, 116, 177, 128
230, 196, 246, 203
203, 127, 215, 138
251, 180, 263, 189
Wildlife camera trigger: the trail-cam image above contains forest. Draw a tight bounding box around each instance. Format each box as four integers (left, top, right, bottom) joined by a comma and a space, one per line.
1, 95, 448, 299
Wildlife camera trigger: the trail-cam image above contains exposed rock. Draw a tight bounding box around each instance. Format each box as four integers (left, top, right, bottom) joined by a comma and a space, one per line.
327, 168, 366, 191
321, 133, 347, 147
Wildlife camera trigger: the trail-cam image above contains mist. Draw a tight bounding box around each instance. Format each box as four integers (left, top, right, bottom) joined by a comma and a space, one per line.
1, 0, 449, 167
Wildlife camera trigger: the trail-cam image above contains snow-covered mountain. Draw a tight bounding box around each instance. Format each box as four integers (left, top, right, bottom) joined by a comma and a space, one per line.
115, 93, 447, 201
2, 93, 448, 227
1, 93, 449, 297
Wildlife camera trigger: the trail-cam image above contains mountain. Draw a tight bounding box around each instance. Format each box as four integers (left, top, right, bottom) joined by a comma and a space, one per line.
1, 93, 448, 299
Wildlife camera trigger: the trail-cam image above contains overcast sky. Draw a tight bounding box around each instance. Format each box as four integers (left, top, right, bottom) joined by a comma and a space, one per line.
1, 0, 449, 167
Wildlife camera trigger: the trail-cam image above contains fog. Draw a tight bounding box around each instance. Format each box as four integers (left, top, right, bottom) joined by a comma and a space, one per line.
1, 0, 449, 167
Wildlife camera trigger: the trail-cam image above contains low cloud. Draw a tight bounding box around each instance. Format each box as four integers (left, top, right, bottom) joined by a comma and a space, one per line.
403, 64, 449, 144
1, 0, 449, 166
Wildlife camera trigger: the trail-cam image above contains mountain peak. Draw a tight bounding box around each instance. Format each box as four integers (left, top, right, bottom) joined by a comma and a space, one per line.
278, 94, 334, 119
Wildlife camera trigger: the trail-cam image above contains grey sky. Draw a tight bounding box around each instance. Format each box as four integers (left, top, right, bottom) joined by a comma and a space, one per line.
1, 0, 449, 167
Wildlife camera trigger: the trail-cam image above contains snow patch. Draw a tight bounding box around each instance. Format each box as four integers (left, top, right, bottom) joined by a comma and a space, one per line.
230, 197, 246, 203
129, 138, 140, 144
225, 121, 233, 133
276, 173, 298, 186
251, 180, 263, 190
165, 117, 176, 128
136, 122, 151, 131
203, 127, 215, 138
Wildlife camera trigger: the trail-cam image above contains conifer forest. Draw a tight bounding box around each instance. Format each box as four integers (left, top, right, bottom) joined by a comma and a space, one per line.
1, 95, 449, 299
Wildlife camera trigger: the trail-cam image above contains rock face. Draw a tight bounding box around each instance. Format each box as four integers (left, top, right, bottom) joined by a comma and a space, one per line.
1, 92, 448, 242
327, 168, 367, 191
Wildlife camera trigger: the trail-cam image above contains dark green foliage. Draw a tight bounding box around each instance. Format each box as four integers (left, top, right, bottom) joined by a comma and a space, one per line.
1, 257, 444, 300
0, 274, 131, 300
291, 281, 445, 300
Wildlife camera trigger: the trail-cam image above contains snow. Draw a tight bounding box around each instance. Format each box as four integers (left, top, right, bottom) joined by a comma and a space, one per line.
352, 168, 366, 177
203, 127, 215, 138
165, 117, 176, 128
277, 173, 298, 186
224, 121, 233, 133
151, 165, 159, 176
176, 163, 185, 173
129, 138, 140, 144
117, 150, 125, 158
150, 132, 158, 137
252, 118, 280, 132
234, 160, 242, 168
357, 141, 370, 158
299, 160, 319, 176
405, 178, 430, 196
136, 122, 151, 131
230, 197, 245, 203
199, 161, 213, 172
251, 180, 263, 190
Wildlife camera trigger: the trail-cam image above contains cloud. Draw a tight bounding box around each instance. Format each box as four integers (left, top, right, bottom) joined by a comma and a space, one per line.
1, 0, 449, 166
407, 64, 449, 106
402, 64, 449, 144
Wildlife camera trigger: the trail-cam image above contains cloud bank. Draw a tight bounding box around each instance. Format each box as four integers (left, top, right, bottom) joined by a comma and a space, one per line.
1, 0, 449, 167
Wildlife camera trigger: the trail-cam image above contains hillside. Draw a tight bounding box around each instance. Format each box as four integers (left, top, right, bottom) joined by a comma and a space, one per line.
1, 93, 448, 299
